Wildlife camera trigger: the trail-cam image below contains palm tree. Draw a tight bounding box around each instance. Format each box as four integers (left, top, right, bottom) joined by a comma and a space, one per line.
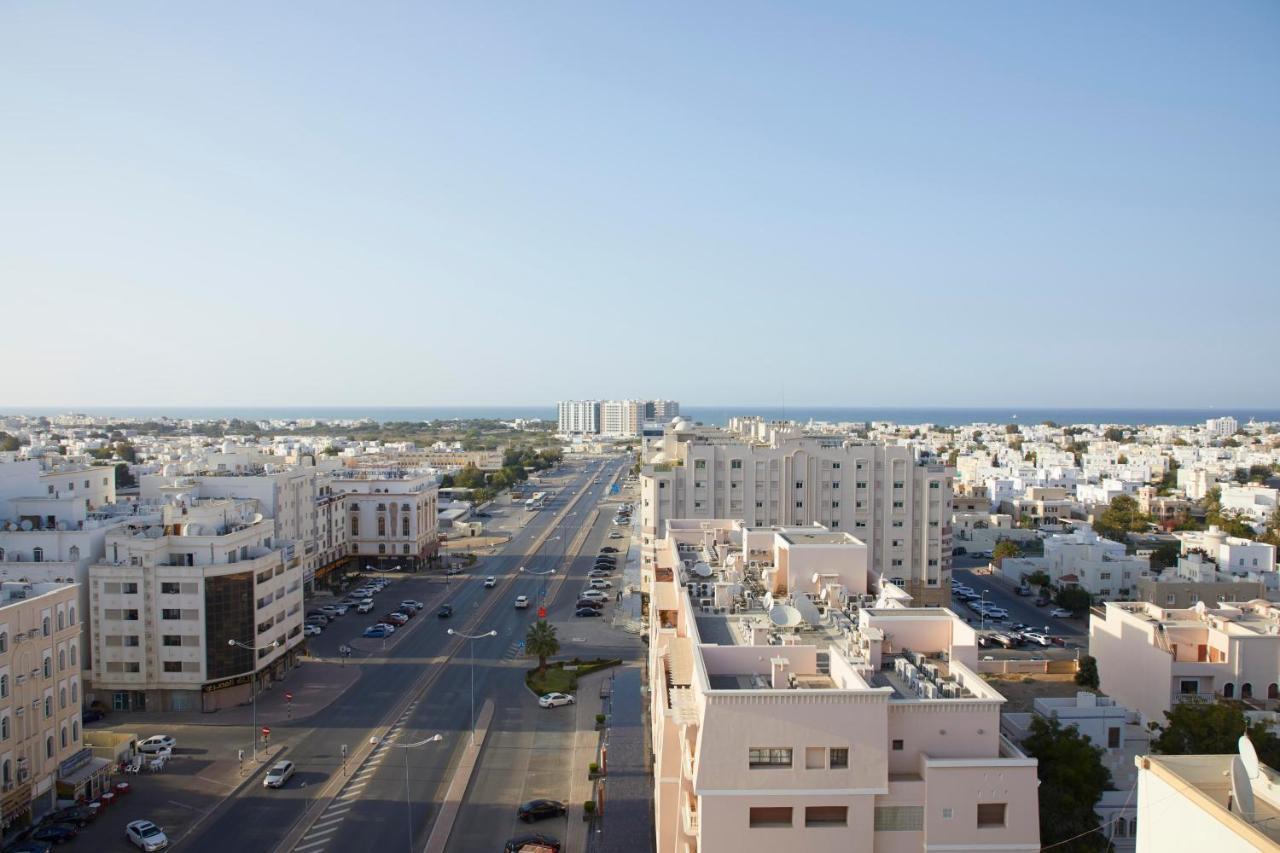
525, 620, 559, 674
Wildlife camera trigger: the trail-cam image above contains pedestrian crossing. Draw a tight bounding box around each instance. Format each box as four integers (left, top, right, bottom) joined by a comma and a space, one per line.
500, 640, 525, 662
291, 699, 421, 851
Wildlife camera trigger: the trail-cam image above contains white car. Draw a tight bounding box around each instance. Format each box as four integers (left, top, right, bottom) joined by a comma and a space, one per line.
514, 595, 530, 609
484, 576, 496, 588
303, 624, 322, 637
538, 692, 575, 708
1022, 631, 1052, 647
263, 759, 295, 788
588, 579, 612, 590
137, 735, 176, 754
356, 600, 374, 614
609, 532, 623, 539
579, 589, 608, 602
126, 819, 170, 851
1049, 607, 1074, 618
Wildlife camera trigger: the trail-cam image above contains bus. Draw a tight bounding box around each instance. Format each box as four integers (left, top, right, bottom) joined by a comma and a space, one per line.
525, 492, 548, 511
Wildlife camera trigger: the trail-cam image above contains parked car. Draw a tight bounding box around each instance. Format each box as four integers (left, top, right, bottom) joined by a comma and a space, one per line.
304, 614, 330, 627
446, 566, 465, 575
579, 590, 608, 602
363, 625, 392, 638
46, 806, 97, 828
401, 600, 424, 611
303, 624, 322, 637
588, 579, 612, 590
137, 735, 176, 754
4, 841, 53, 853
263, 759, 295, 788
575, 607, 603, 617
952, 546, 967, 555
1049, 607, 1074, 618
81, 708, 105, 725
1035, 596, 1051, 607
514, 595, 530, 609
1022, 631, 1052, 647
575, 599, 604, 610
517, 799, 567, 823
29, 824, 77, 845
320, 605, 341, 617
600, 547, 619, 553
538, 693, 574, 708
356, 601, 374, 614
609, 532, 623, 539
384, 612, 409, 625
484, 577, 497, 588
505, 834, 561, 853
125, 820, 169, 851
436, 605, 453, 619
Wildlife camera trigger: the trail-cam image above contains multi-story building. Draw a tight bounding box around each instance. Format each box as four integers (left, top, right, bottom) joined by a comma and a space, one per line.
0, 581, 106, 833
600, 400, 643, 438
1134, 747, 1280, 851
1177, 527, 1276, 575
1135, 486, 1193, 527
87, 497, 305, 712
640, 429, 953, 605
557, 401, 599, 436
312, 483, 349, 590
1219, 485, 1278, 529
327, 467, 439, 571
1135, 553, 1268, 610
1039, 526, 1151, 599
648, 520, 1040, 853
647, 400, 680, 421
1089, 599, 1280, 724
1204, 416, 1240, 438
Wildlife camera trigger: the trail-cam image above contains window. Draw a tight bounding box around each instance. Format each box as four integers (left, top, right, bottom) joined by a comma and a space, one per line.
748, 807, 792, 828
976, 803, 1007, 828
0, 632, 6, 653
72, 720, 78, 741
929, 481, 940, 489
162, 609, 182, 620
71, 682, 78, 702
378, 544, 386, 554
44, 696, 52, 718
893, 501, 904, 509
893, 481, 904, 489
70, 645, 78, 666
57, 611, 65, 631
46, 736, 54, 758
694, 460, 706, 470
731, 460, 742, 469
0, 675, 6, 698
377, 517, 386, 537
831, 481, 840, 489
748, 747, 792, 768
61, 727, 67, 749
874, 806, 923, 831
163, 661, 183, 673
69, 606, 76, 625
0, 716, 7, 740
829, 748, 849, 768
43, 658, 51, 678
1108, 727, 1121, 749
805, 806, 847, 827
161, 582, 181, 594
33, 547, 44, 563
163, 636, 183, 647
42, 616, 50, 636
351, 517, 359, 536
122, 582, 138, 594
892, 520, 904, 527
58, 650, 65, 671
891, 739, 904, 751
402, 517, 410, 536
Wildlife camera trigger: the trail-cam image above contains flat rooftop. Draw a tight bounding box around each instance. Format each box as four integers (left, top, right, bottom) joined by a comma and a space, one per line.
778, 531, 856, 546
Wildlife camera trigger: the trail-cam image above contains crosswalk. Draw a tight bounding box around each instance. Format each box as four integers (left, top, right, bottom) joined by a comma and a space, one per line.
291, 699, 421, 852
500, 640, 524, 662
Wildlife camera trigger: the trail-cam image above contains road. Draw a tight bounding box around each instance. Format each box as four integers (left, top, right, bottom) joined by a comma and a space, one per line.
950, 555, 1087, 641
168, 456, 630, 853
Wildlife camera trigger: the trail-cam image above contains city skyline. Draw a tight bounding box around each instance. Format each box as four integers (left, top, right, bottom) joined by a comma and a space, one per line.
2, 3, 1278, 407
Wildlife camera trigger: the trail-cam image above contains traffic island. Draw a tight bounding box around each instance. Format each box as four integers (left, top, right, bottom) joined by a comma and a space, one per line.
525, 658, 622, 697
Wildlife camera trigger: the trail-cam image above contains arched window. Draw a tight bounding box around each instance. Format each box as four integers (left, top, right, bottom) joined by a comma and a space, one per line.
46, 736, 54, 758
1242, 683, 1253, 699
68, 606, 76, 625
59, 687, 66, 709
402, 517, 410, 536
2, 759, 10, 784
60, 727, 67, 749
43, 658, 51, 678
1, 717, 8, 740
1269, 683, 1279, 700
57, 611, 65, 631
71, 682, 78, 703
58, 650, 65, 671
1113, 818, 1126, 838
377, 517, 386, 537
72, 720, 78, 741
0, 632, 7, 653
42, 616, 50, 636
70, 645, 77, 666
33, 547, 44, 563
44, 696, 52, 718
0, 674, 7, 698
351, 516, 359, 537
68, 546, 80, 561
1223, 683, 1235, 698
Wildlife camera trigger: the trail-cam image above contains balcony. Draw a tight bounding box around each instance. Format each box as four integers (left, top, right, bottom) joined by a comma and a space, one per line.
1172, 692, 1215, 705
682, 794, 700, 836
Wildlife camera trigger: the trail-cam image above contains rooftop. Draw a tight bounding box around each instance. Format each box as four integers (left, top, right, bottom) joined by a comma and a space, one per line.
1140, 752, 1280, 847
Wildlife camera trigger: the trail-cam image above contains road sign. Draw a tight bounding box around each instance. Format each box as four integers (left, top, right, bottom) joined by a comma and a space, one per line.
538, 605, 547, 619
284, 692, 293, 703
262, 727, 271, 737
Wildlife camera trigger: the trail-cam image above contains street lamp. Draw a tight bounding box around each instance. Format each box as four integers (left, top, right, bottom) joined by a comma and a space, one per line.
447, 628, 497, 745
520, 566, 556, 604
228, 638, 278, 762
979, 591, 989, 633
381, 732, 444, 853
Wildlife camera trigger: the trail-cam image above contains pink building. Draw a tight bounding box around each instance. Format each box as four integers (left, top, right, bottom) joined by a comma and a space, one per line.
649, 521, 1041, 853
1090, 599, 1280, 724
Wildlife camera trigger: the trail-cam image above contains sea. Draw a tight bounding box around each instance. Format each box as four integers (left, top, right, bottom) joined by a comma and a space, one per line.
6, 405, 1279, 428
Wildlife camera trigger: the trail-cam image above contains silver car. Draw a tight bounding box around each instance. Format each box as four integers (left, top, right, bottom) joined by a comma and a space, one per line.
264, 759, 295, 788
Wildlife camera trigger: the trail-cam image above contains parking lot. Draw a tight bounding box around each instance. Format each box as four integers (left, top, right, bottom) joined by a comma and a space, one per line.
949, 557, 1088, 652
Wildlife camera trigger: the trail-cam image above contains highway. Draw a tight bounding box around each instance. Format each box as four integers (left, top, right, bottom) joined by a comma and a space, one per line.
178, 456, 630, 853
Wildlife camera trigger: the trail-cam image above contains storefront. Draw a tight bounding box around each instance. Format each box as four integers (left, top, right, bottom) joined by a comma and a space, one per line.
0, 782, 32, 838
55, 748, 112, 805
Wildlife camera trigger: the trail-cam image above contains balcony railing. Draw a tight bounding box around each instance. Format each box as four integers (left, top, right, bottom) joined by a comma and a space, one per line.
682, 796, 700, 836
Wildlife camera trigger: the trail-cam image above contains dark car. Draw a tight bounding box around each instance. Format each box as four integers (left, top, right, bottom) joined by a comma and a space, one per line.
517, 799, 566, 823
952, 546, 967, 556
505, 834, 561, 852
575, 607, 603, 618
575, 599, 604, 610
437, 605, 453, 618
46, 806, 97, 828
4, 842, 53, 853
81, 708, 105, 724
600, 547, 618, 553
29, 824, 77, 844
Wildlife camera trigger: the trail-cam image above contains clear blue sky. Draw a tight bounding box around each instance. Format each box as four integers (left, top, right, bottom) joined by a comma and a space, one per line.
2, 2, 1277, 408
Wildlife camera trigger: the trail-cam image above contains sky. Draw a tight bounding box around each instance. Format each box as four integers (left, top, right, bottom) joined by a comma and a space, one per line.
1, 2, 1277, 409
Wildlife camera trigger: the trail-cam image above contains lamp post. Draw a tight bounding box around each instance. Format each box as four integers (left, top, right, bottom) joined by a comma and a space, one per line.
381, 732, 443, 853
979, 591, 989, 633
228, 638, 278, 762
447, 629, 497, 745
520, 565, 556, 609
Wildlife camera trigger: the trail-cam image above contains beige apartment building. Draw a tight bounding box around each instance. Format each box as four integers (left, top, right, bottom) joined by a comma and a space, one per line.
641, 429, 953, 605
1090, 599, 1280, 724
87, 497, 305, 712
649, 519, 1040, 853
328, 467, 439, 571
0, 582, 105, 834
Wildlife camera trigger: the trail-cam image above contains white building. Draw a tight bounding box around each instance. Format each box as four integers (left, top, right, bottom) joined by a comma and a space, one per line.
600, 400, 643, 438
1040, 526, 1151, 598
1204, 416, 1240, 437
1220, 485, 1278, 529
326, 467, 439, 570
1177, 526, 1276, 575
557, 400, 599, 436
87, 497, 305, 712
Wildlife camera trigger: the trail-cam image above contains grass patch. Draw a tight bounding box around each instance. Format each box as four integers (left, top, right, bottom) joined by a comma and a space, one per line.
526, 657, 622, 695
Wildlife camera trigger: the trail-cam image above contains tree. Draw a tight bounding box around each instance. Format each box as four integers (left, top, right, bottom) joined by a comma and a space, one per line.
1027, 570, 1051, 589
525, 620, 559, 675
1021, 716, 1113, 852
0, 433, 21, 452
1152, 702, 1280, 770
1149, 541, 1181, 570
1075, 655, 1099, 689
1103, 427, 1125, 442
993, 540, 1019, 565
113, 463, 137, 489
1055, 587, 1092, 614
1093, 494, 1150, 541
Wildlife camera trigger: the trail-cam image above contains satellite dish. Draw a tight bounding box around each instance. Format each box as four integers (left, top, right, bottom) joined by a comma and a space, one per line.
19, 520, 32, 531
768, 604, 803, 628
1194, 601, 1208, 615
1230, 755, 1256, 823
1239, 734, 1260, 779
691, 562, 713, 578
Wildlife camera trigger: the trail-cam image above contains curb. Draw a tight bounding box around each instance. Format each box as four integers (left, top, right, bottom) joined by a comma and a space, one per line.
171, 744, 290, 849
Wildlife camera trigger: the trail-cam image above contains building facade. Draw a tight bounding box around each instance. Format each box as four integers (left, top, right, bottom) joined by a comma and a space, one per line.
557, 401, 600, 436
328, 468, 439, 571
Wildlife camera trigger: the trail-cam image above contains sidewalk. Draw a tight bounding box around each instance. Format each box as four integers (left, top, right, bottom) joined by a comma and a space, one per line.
587, 663, 652, 853
566, 670, 612, 853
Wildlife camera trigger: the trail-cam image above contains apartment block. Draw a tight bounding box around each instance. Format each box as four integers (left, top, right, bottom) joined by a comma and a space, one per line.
1178, 527, 1277, 575
600, 400, 643, 438
1089, 599, 1280, 724
87, 497, 305, 712
327, 467, 439, 570
1135, 553, 1268, 610
557, 401, 600, 436
641, 430, 953, 605
0, 581, 107, 832
648, 520, 1040, 853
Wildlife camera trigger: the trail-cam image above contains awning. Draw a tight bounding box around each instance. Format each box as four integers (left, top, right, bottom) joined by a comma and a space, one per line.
56, 757, 111, 792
